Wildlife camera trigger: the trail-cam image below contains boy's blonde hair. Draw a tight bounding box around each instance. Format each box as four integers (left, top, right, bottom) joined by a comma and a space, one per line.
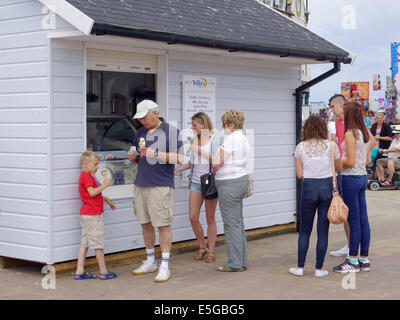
221, 109, 245, 129
80, 151, 100, 165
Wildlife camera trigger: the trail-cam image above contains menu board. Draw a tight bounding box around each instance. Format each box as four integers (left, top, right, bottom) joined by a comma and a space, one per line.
181, 75, 216, 187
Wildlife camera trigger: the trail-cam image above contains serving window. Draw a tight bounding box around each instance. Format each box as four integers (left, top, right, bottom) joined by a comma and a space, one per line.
86, 67, 155, 191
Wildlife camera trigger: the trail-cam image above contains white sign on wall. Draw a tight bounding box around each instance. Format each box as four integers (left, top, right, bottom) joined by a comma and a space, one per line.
181, 75, 217, 186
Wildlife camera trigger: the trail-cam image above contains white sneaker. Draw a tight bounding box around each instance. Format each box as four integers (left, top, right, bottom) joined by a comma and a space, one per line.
132, 261, 158, 275
315, 269, 329, 278
329, 244, 349, 257
154, 268, 171, 282
289, 267, 304, 276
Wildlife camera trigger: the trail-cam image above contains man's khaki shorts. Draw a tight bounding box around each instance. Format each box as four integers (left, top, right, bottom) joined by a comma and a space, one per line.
134, 186, 174, 227
80, 214, 105, 249
377, 158, 400, 170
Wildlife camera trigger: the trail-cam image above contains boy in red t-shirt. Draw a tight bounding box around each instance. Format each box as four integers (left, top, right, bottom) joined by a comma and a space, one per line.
74, 151, 117, 280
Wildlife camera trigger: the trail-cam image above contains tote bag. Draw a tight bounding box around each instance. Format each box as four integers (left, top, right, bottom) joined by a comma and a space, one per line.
327, 142, 349, 224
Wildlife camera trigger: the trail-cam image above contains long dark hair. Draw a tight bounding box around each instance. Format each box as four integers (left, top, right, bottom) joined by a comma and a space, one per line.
343, 102, 369, 143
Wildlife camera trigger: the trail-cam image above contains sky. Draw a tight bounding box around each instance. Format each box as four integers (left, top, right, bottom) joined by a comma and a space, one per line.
306, 0, 400, 105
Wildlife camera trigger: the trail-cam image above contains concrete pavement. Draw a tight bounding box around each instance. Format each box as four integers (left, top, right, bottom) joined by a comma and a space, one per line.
1, 190, 399, 300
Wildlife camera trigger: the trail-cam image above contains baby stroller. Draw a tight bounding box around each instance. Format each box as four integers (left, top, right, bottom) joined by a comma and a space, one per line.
367, 151, 400, 190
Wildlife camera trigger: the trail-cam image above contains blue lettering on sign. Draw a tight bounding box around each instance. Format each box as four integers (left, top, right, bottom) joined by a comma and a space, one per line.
192, 80, 206, 88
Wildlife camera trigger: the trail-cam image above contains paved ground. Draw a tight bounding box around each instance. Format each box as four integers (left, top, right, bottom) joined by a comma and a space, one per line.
1, 190, 399, 300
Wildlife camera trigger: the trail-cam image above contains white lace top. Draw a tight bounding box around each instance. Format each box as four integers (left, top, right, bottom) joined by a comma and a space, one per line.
295, 139, 340, 179
341, 130, 370, 176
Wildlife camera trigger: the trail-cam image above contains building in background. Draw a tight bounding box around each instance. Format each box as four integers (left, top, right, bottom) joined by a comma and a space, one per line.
341, 81, 370, 110
390, 42, 400, 121
257, 0, 309, 26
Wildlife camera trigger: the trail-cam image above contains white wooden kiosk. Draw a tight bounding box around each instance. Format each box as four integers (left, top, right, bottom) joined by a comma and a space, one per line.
0, 0, 354, 265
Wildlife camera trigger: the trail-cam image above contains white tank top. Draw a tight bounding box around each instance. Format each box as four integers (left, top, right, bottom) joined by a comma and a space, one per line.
191, 141, 211, 183
341, 130, 370, 176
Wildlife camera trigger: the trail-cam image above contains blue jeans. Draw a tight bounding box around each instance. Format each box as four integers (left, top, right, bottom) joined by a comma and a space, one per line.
342, 175, 370, 257
298, 177, 332, 269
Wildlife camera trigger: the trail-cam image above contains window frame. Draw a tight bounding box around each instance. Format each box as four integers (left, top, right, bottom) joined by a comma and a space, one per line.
83, 44, 168, 200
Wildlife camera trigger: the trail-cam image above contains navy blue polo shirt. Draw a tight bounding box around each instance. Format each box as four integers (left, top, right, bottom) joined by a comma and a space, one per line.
133, 121, 183, 188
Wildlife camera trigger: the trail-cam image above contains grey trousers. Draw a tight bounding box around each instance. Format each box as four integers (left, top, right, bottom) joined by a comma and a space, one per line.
215, 175, 249, 269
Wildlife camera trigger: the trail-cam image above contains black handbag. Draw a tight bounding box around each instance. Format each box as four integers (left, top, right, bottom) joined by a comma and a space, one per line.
200, 163, 218, 199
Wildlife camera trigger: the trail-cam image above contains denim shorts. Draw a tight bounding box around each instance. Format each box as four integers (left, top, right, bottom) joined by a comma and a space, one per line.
190, 182, 202, 193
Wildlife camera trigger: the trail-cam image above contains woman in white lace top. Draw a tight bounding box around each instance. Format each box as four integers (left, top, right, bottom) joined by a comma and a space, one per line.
333, 102, 375, 273
290, 115, 342, 278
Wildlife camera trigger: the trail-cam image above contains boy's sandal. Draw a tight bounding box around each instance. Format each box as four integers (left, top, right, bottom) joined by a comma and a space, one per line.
217, 265, 246, 272
99, 271, 118, 280
383, 180, 392, 186
194, 248, 208, 261
204, 252, 216, 263
74, 271, 97, 280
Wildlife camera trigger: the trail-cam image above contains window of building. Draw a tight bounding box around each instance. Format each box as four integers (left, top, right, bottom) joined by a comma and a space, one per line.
86, 70, 155, 188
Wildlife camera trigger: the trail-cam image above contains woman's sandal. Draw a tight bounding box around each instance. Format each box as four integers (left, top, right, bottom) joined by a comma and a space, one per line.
217, 265, 246, 272
194, 248, 208, 261
99, 271, 117, 280
204, 252, 216, 263
74, 271, 97, 280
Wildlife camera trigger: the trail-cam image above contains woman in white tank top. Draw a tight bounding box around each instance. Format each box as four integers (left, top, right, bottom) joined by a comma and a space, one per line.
174, 112, 222, 263
333, 102, 375, 273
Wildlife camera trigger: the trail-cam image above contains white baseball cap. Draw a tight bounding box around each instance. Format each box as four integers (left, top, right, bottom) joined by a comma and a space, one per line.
133, 100, 159, 119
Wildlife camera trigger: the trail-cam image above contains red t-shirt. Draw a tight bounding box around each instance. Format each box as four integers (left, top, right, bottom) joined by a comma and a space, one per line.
335, 118, 345, 157
79, 171, 103, 215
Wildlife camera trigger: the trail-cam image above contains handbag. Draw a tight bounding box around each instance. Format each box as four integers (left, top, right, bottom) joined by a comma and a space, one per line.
200, 163, 218, 199
327, 142, 349, 224
200, 140, 218, 199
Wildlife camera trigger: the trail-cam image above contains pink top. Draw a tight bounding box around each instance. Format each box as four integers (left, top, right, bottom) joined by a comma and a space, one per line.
335, 118, 345, 157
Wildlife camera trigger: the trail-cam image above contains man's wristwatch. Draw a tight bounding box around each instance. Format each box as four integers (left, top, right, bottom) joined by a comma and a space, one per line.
154, 149, 158, 158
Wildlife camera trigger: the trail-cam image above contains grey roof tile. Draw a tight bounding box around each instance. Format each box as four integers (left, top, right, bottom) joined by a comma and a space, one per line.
65, 0, 350, 62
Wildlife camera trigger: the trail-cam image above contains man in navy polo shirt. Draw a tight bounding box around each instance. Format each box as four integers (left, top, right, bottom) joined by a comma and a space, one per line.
127, 100, 184, 282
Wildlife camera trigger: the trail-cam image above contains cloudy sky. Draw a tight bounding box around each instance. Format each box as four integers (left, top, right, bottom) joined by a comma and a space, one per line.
306, 0, 400, 104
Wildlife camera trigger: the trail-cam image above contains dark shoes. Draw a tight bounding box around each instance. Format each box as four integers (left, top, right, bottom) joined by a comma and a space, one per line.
333, 259, 360, 273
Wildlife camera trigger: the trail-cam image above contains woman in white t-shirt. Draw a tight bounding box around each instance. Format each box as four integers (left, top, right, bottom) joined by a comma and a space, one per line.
174, 112, 223, 263
212, 109, 252, 272
290, 114, 342, 278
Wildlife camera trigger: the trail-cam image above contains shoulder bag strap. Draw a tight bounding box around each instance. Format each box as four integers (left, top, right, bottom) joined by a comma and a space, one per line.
330, 141, 338, 192
209, 135, 213, 174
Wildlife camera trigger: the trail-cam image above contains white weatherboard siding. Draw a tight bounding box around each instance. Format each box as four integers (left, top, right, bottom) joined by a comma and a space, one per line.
51, 38, 85, 263
168, 53, 299, 240
0, 0, 51, 262
0, 0, 79, 263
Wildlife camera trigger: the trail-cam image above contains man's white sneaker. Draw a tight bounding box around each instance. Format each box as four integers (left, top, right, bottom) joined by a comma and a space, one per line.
289, 267, 304, 276
132, 261, 158, 275
329, 244, 349, 257
154, 268, 171, 282
315, 269, 329, 278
